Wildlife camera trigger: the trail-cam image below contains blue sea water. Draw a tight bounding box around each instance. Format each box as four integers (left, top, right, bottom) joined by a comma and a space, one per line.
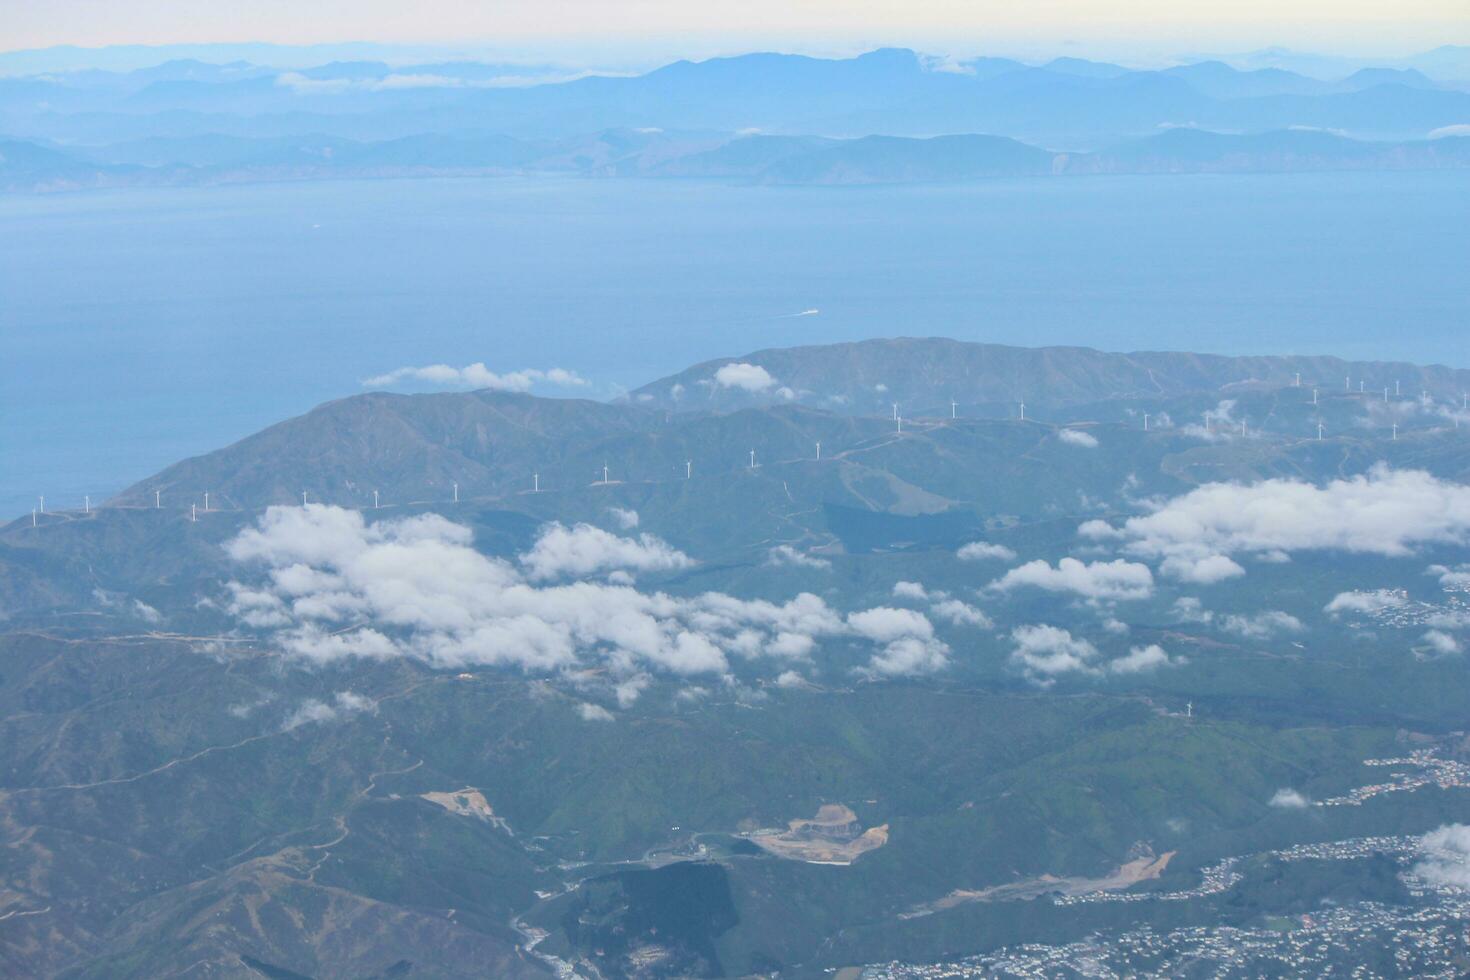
3, 171, 1468, 519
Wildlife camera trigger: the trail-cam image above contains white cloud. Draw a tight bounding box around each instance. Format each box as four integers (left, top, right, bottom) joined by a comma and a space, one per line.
1058, 428, 1099, 448
1082, 468, 1470, 573
223, 505, 948, 683
766, 544, 831, 569
1108, 644, 1180, 674
991, 557, 1154, 601
1269, 788, 1310, 809
1430, 563, 1470, 590
519, 523, 694, 581
1414, 824, 1470, 888
713, 362, 777, 392
775, 669, 808, 688
577, 702, 616, 722
608, 507, 640, 530
957, 541, 1016, 562
1160, 554, 1246, 584
1009, 625, 1099, 683
892, 581, 930, 601
848, 607, 949, 677
1324, 589, 1409, 616
930, 599, 993, 629
1220, 610, 1305, 640
1429, 124, 1470, 139
1420, 629, 1462, 656
361, 363, 587, 391
1172, 596, 1213, 624
283, 691, 373, 731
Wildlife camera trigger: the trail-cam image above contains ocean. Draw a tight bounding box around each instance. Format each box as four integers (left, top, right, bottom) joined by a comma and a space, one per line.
3, 170, 1467, 518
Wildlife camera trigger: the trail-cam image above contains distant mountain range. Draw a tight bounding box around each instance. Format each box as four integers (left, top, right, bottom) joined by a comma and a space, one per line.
3, 126, 1468, 191
2, 47, 1469, 170
78, 337, 1470, 518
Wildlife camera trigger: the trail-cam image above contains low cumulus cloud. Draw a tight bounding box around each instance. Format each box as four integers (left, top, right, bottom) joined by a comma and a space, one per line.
1009, 625, 1100, 683
283, 691, 374, 731
223, 504, 945, 681
713, 362, 777, 392
1269, 788, 1311, 809
520, 523, 694, 581
1414, 824, 1470, 888
766, 544, 831, 569
1325, 589, 1409, 616
991, 557, 1154, 601
1107, 643, 1181, 674
607, 507, 640, 530
958, 541, 1016, 562
361, 363, 587, 391
1419, 629, 1462, 656
931, 598, 993, 629
1219, 610, 1305, 640
1057, 428, 1099, 448
1081, 466, 1470, 578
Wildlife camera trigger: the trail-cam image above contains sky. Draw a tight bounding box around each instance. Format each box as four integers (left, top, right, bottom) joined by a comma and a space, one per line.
5, 0, 1468, 65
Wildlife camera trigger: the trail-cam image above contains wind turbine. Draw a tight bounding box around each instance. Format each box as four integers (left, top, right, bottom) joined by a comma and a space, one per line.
1396, 380, 1401, 396
84, 495, 90, 514
155, 490, 161, 509
533, 473, 540, 493
1312, 388, 1318, 405
38, 495, 44, 514
686, 460, 692, 479
1186, 702, 1193, 719
1143, 413, 1150, 431
1317, 423, 1324, 441
190, 503, 197, 522
1384, 387, 1389, 403
373, 490, 380, 509
891, 402, 898, 421
1294, 372, 1301, 387
602, 463, 610, 484
203, 491, 209, 512
1240, 421, 1247, 437
749, 449, 756, 469
896, 415, 902, 433
453, 482, 459, 503
815, 441, 821, 460
1019, 401, 1026, 422
1392, 424, 1398, 440
31, 509, 36, 527
951, 399, 958, 419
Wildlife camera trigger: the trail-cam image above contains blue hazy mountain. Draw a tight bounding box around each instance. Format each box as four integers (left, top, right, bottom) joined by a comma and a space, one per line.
4, 47, 1470, 152
5, 124, 1466, 191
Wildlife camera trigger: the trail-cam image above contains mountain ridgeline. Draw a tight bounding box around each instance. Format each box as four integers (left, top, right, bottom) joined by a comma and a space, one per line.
3, 46, 1470, 191
89, 338, 1470, 516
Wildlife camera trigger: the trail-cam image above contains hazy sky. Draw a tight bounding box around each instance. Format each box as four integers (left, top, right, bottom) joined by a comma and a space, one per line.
6, 0, 1467, 62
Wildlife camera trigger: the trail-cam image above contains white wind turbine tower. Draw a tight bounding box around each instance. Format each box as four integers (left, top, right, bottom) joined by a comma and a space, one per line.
749, 449, 756, 469
38, 495, 44, 514
84, 495, 90, 514
892, 402, 898, 421
1312, 388, 1318, 405
190, 503, 196, 522
1294, 372, 1301, 387
453, 482, 459, 503
1383, 387, 1389, 403
951, 399, 957, 419
1392, 424, 1398, 440
1396, 380, 1401, 396
31, 509, 36, 527
602, 463, 610, 484
686, 460, 692, 479
896, 415, 902, 433
301, 491, 308, 505
1317, 423, 1324, 441
1143, 413, 1149, 431
815, 441, 821, 460
155, 490, 161, 509
1019, 401, 1026, 421
373, 490, 379, 509
533, 473, 540, 493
